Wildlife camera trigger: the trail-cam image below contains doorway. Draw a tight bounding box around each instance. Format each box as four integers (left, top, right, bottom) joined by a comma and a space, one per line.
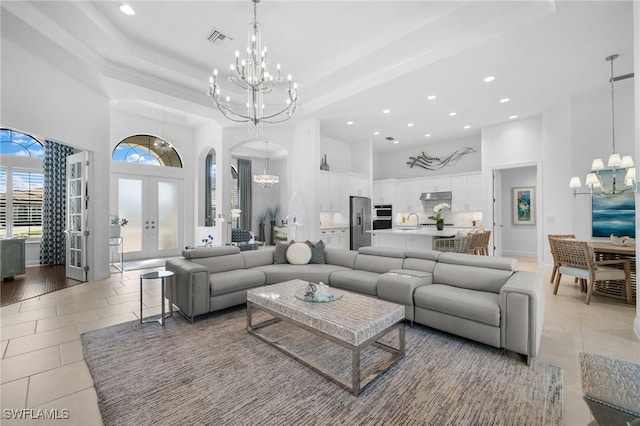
491, 163, 540, 261
116, 175, 183, 260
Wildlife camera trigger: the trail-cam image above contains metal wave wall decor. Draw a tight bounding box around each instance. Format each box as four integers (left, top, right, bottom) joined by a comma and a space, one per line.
407, 147, 476, 170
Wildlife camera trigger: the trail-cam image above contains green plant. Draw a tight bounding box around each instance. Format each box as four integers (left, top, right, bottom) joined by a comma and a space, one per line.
428, 203, 450, 224
110, 216, 128, 227
267, 207, 278, 221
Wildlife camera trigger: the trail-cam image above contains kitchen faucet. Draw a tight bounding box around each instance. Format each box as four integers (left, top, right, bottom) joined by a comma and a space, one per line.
407, 212, 420, 229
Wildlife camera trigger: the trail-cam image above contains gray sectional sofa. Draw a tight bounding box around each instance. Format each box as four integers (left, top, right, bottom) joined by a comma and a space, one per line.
166, 245, 545, 364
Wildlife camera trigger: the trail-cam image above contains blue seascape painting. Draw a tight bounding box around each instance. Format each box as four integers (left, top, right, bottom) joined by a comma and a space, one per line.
592, 177, 635, 238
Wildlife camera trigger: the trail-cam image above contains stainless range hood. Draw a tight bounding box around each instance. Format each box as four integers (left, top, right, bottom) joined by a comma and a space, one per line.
420, 191, 452, 201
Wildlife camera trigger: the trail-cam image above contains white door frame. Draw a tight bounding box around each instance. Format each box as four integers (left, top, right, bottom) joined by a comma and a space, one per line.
65, 151, 89, 282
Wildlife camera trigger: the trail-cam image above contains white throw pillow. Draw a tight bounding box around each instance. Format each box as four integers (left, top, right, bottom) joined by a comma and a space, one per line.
286, 242, 312, 265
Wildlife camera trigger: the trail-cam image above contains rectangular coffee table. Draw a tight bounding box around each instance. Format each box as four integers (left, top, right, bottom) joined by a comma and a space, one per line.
246, 279, 405, 396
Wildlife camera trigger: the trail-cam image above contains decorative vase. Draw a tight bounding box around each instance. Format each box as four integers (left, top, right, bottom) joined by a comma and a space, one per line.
269, 220, 276, 245
258, 223, 266, 242
109, 225, 121, 238
320, 154, 330, 171
436, 222, 444, 231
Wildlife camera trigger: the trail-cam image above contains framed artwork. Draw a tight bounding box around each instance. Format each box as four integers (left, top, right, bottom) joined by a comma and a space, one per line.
592, 170, 636, 237
512, 187, 535, 225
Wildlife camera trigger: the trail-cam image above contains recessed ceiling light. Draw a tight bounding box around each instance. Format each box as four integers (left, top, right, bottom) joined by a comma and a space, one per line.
424, 134, 431, 138
463, 125, 471, 129
119, 3, 136, 15
499, 98, 510, 103
427, 95, 437, 100
484, 76, 495, 82
346, 121, 354, 125
382, 109, 391, 114
407, 123, 414, 127
449, 112, 457, 117
509, 115, 518, 119
393, 140, 399, 144
373, 131, 380, 135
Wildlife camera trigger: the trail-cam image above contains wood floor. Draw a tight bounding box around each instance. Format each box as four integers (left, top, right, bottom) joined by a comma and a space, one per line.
0, 265, 82, 307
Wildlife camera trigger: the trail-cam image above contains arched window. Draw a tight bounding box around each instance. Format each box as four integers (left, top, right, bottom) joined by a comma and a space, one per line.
0, 128, 44, 157
112, 135, 182, 168
0, 128, 44, 238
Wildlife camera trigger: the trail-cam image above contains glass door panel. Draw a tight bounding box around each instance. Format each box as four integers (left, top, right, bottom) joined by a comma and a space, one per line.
66, 152, 88, 282
118, 178, 143, 253
157, 181, 178, 250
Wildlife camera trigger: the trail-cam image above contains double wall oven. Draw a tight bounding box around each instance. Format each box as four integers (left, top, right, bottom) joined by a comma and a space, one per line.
373, 204, 393, 230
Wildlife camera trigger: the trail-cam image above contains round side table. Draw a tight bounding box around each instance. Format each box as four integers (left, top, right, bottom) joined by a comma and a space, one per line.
140, 270, 175, 325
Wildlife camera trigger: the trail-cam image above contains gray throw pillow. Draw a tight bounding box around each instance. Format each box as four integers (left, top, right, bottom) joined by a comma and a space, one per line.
274, 241, 292, 264
306, 240, 326, 264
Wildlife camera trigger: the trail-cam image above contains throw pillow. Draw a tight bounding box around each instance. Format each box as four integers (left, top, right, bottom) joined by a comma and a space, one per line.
274, 241, 292, 264
286, 242, 312, 265
305, 240, 326, 264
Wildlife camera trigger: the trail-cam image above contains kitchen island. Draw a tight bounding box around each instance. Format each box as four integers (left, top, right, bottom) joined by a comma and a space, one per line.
370, 227, 464, 251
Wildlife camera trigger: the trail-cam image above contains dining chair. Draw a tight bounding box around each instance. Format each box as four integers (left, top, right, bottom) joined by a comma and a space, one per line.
552, 238, 631, 304
473, 230, 491, 256
433, 235, 472, 253
547, 234, 576, 284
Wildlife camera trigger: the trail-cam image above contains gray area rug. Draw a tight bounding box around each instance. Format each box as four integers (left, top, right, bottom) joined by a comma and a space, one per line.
82, 307, 563, 426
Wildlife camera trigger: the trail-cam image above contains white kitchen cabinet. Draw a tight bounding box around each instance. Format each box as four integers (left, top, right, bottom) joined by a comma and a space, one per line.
348, 174, 370, 198
396, 180, 422, 211
421, 177, 451, 193
321, 228, 348, 249
319, 172, 345, 211
372, 180, 396, 205
451, 174, 482, 211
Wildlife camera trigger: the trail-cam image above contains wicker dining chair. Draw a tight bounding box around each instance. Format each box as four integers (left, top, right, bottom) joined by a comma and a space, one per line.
547, 234, 576, 284
433, 235, 472, 253
472, 230, 491, 256
552, 238, 631, 304
464, 231, 485, 255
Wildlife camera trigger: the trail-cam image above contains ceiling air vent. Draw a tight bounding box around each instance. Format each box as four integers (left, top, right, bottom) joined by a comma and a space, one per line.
206, 28, 232, 46
385, 136, 395, 142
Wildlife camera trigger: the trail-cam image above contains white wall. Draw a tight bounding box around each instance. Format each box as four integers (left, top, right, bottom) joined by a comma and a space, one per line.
500, 166, 537, 257
633, 0, 640, 337
373, 135, 481, 180
320, 136, 352, 173
1, 38, 111, 280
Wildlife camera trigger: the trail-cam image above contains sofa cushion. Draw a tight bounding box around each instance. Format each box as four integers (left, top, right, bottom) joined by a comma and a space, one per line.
358, 246, 406, 258
306, 240, 326, 264
433, 253, 516, 294
252, 264, 351, 285
191, 252, 246, 274
286, 242, 312, 265
182, 246, 240, 259
329, 270, 379, 296
413, 284, 500, 327
241, 248, 274, 268
274, 241, 292, 264
354, 253, 404, 274
210, 269, 266, 297
324, 247, 357, 269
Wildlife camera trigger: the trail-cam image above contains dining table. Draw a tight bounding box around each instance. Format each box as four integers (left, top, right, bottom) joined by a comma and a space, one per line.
588, 241, 636, 303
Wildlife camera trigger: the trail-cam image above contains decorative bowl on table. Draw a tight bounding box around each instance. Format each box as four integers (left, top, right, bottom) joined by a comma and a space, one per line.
610, 235, 633, 246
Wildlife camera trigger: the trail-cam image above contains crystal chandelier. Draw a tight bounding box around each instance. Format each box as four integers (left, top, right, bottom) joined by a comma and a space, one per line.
208, 0, 298, 134
253, 141, 279, 188
570, 54, 635, 197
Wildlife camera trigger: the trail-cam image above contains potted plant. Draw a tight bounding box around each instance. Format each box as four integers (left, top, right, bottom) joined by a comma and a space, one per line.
428, 203, 450, 231
110, 216, 128, 238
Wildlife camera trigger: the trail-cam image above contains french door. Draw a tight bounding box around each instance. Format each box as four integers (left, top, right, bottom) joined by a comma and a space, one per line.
66, 152, 89, 282
116, 175, 183, 260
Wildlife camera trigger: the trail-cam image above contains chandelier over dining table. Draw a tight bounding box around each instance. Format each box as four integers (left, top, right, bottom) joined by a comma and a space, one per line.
208, 0, 299, 134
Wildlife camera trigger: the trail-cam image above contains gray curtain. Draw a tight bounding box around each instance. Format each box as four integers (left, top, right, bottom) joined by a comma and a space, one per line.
237, 159, 252, 231
40, 140, 75, 265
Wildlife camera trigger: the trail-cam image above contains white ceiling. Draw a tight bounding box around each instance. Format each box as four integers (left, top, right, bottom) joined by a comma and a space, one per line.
2, 1, 635, 155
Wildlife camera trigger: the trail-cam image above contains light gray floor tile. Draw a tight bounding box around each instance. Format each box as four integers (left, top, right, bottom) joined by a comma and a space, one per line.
1, 346, 60, 384
4, 326, 80, 358
1, 377, 29, 409
59, 340, 84, 366
0, 321, 37, 341
0, 307, 58, 328
36, 311, 98, 333
27, 361, 94, 407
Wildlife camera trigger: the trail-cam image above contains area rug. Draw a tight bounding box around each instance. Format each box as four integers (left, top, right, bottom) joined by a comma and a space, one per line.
81, 307, 563, 426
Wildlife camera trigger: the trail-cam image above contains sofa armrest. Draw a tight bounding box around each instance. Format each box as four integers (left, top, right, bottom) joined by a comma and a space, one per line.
166, 259, 210, 321
499, 271, 545, 363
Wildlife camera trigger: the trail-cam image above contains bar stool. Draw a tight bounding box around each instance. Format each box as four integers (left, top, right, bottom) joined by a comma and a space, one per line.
139, 270, 175, 325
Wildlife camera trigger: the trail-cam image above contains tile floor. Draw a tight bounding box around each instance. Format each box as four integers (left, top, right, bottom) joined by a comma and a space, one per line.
1, 259, 639, 425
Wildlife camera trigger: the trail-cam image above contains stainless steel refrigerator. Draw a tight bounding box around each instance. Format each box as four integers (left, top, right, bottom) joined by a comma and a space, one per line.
350, 196, 372, 250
